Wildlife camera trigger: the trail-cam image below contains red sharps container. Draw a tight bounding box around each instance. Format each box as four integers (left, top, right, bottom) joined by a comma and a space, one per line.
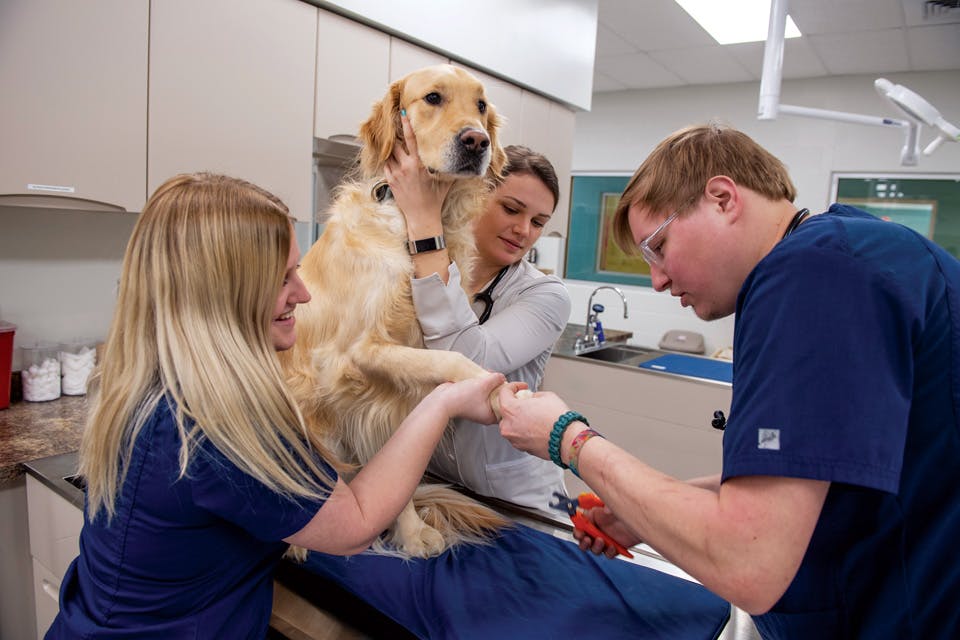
0, 322, 15, 409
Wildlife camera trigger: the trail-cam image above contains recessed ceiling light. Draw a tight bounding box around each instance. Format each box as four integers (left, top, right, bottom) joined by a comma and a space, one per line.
675, 0, 802, 45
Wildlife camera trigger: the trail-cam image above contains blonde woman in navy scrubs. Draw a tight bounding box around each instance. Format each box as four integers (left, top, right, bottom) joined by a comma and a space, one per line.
47, 173, 504, 639
387, 116, 571, 510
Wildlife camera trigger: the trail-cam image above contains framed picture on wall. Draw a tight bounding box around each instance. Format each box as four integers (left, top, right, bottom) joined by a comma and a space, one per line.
830, 173, 960, 259
566, 174, 652, 286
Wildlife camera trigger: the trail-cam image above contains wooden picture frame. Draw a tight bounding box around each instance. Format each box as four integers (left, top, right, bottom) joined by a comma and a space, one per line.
565, 174, 652, 286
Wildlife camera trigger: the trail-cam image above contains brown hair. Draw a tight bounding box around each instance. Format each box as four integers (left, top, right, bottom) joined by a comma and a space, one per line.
498, 144, 560, 211
612, 122, 796, 253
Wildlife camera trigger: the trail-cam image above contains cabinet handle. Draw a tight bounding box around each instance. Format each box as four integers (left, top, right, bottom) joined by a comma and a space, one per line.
41, 579, 60, 603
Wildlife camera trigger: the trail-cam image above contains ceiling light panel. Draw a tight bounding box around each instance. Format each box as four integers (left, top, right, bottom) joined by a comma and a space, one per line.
676, 0, 802, 44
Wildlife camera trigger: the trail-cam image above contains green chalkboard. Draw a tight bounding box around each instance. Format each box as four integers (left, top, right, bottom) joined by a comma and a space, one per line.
832, 173, 960, 259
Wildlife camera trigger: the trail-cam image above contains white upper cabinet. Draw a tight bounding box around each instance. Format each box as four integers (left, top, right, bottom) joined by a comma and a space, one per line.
389, 38, 448, 82
1, 2, 578, 228
0, 0, 148, 213
314, 11, 390, 141
149, 0, 317, 221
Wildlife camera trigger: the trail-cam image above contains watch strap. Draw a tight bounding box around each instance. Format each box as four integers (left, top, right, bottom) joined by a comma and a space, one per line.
407, 235, 446, 255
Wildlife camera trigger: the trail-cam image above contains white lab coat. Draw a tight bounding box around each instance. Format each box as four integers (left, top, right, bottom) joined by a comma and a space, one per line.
412, 260, 571, 510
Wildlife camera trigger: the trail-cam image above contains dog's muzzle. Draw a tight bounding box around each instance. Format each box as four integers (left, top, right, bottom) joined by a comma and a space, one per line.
447, 127, 491, 176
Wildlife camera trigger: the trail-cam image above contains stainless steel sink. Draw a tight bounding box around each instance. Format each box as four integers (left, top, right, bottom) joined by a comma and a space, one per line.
63, 473, 87, 491
575, 344, 660, 366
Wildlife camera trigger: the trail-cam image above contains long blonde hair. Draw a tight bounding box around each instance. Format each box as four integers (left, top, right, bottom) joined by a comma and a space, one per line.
80, 173, 335, 520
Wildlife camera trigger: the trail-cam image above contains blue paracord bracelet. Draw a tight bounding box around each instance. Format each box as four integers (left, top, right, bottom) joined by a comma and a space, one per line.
548, 411, 589, 469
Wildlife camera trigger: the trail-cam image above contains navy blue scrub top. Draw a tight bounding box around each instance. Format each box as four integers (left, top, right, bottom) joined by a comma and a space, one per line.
48, 398, 334, 639
724, 205, 960, 638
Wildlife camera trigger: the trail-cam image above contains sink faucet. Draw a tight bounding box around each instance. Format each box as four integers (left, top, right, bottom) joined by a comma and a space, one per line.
577, 286, 629, 351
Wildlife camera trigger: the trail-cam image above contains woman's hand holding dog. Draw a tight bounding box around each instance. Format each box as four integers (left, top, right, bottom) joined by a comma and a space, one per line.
385, 112, 451, 235
386, 112, 454, 282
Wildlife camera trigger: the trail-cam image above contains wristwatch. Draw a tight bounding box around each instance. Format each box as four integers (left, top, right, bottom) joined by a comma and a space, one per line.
406, 235, 446, 255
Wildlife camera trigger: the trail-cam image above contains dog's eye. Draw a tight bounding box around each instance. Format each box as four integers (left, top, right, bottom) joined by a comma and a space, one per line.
477, 100, 487, 114
424, 92, 442, 106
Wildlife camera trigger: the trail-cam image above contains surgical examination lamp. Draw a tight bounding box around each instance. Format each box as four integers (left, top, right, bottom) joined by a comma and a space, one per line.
757, 0, 959, 166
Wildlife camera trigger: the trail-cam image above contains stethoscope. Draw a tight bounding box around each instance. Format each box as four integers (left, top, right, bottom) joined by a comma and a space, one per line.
710, 207, 810, 432
474, 266, 509, 325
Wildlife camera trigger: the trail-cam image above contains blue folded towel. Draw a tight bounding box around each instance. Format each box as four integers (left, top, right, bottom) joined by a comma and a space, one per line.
639, 353, 733, 383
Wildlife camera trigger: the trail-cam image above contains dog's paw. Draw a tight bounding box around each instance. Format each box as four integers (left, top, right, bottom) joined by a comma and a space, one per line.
393, 500, 449, 558
400, 522, 447, 558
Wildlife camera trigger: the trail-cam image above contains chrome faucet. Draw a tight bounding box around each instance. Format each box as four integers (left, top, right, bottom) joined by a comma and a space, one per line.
577, 286, 629, 351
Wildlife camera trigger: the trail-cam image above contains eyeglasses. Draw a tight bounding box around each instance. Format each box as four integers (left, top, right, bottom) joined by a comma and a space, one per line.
638, 211, 679, 268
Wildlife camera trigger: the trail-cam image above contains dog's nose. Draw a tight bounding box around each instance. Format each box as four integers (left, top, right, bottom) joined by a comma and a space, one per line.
458, 128, 490, 152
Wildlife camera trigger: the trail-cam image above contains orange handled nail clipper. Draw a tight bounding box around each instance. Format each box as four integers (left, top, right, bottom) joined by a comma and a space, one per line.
549, 491, 633, 558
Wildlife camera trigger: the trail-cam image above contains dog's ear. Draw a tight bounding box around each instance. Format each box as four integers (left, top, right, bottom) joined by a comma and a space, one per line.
359, 79, 405, 176
485, 102, 507, 180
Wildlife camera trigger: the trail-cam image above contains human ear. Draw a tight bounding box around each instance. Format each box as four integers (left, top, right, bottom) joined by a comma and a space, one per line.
704, 176, 741, 221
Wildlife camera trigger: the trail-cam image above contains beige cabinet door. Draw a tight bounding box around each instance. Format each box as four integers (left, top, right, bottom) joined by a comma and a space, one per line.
519, 91, 576, 239
314, 10, 390, 141
0, 0, 148, 213
542, 357, 729, 496
25, 474, 83, 639
149, 0, 317, 221
389, 38, 448, 82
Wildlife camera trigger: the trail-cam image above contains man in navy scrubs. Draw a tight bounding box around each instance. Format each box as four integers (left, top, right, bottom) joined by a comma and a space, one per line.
497, 123, 960, 639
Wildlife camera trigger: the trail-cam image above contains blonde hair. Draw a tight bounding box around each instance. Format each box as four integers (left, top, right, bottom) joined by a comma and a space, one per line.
612, 122, 797, 253
80, 173, 335, 521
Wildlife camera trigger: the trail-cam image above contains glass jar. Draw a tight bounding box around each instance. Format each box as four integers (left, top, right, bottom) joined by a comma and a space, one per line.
60, 339, 97, 396
21, 343, 62, 402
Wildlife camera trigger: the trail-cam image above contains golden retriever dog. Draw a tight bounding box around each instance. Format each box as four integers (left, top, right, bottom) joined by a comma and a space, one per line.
281, 65, 511, 558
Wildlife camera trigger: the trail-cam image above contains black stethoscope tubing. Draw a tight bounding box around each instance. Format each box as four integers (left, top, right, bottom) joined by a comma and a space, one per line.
474, 266, 510, 325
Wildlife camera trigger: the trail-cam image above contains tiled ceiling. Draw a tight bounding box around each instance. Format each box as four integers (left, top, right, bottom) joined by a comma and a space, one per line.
593, 0, 960, 92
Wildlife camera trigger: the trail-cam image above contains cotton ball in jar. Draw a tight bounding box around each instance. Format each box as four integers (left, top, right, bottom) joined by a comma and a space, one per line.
22, 346, 61, 402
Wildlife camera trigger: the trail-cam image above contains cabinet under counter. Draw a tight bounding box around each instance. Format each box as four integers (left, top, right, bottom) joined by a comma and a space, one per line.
542, 353, 730, 496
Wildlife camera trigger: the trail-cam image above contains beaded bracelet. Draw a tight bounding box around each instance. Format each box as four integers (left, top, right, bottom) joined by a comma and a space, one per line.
548, 411, 589, 469
568, 428, 604, 479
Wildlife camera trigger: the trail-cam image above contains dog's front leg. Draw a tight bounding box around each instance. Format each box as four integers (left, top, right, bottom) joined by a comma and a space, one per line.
353, 342, 486, 390
353, 342, 509, 416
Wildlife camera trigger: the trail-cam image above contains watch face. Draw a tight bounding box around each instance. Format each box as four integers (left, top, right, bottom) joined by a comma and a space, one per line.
408, 236, 446, 254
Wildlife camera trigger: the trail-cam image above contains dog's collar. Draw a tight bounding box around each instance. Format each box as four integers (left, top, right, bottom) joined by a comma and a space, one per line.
371, 179, 392, 202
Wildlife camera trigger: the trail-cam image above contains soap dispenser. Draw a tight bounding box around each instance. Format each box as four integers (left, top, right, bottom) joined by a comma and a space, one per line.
591, 303, 605, 343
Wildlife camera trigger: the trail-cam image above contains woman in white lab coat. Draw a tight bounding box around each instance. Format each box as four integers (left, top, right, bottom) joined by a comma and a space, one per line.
387, 115, 571, 510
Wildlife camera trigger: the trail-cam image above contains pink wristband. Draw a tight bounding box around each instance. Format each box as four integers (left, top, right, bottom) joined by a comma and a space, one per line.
568, 428, 603, 479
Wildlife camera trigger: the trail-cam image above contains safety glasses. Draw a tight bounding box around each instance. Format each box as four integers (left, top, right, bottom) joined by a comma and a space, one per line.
638, 211, 679, 268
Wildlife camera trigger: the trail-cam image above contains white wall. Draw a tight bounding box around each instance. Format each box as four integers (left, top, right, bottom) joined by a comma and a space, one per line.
564, 70, 960, 354
0, 207, 136, 368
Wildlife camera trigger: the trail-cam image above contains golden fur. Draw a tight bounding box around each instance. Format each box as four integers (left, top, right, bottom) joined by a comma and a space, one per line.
281, 65, 510, 557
